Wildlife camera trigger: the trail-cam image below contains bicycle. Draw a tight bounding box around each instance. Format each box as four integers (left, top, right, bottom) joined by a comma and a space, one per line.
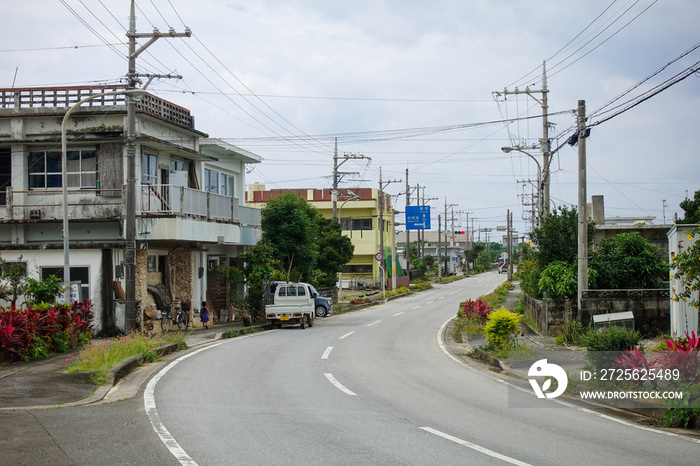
160, 303, 189, 332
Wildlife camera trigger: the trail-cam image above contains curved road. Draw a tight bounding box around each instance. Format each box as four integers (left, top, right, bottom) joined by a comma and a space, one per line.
148, 273, 700, 465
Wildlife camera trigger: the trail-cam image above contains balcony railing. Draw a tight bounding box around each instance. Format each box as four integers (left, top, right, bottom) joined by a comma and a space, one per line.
0, 185, 261, 227
139, 184, 260, 225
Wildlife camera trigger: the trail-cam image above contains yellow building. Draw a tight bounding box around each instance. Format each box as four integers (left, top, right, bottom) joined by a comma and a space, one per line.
245, 183, 394, 285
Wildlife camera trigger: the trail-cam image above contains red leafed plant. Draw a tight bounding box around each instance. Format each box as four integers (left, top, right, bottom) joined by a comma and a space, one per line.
460, 299, 490, 325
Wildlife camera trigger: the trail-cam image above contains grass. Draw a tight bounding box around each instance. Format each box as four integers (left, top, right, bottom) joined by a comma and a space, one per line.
67, 331, 186, 385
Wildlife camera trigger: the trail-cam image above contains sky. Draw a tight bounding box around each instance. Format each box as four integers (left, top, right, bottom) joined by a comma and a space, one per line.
4, 0, 700, 240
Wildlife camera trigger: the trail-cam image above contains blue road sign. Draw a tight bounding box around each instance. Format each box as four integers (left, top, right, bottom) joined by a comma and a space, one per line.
406, 205, 431, 230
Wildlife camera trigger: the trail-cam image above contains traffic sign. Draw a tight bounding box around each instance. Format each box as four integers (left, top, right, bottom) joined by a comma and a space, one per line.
375, 252, 384, 262
406, 205, 431, 230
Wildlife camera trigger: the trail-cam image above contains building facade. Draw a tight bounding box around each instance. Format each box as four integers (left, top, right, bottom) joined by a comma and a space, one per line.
0, 86, 261, 335
246, 184, 393, 285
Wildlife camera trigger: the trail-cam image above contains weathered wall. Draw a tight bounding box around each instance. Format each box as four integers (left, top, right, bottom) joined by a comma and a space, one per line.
524, 289, 670, 337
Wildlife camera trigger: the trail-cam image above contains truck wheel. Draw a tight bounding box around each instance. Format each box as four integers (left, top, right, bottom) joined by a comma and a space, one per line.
315, 305, 327, 318
308, 314, 314, 328
300, 318, 306, 330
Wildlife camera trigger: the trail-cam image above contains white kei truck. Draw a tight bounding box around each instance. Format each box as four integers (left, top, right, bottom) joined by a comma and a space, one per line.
265, 282, 315, 329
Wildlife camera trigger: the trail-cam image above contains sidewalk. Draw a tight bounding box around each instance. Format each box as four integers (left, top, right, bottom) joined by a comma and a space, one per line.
0, 318, 262, 410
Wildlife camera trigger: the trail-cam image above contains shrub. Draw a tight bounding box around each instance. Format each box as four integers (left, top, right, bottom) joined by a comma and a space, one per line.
484, 307, 522, 349
396, 286, 411, 294
558, 320, 585, 346
580, 325, 641, 352
459, 299, 490, 326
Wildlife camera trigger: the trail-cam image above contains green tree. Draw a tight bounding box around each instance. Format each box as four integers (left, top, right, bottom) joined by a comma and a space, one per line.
24, 275, 65, 305
589, 232, 668, 289
261, 192, 319, 282
530, 206, 596, 266
0, 256, 27, 306
239, 243, 275, 320
315, 216, 354, 287
677, 190, 700, 224
670, 227, 700, 309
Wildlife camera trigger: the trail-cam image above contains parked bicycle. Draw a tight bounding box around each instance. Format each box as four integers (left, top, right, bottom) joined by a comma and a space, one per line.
160, 302, 189, 332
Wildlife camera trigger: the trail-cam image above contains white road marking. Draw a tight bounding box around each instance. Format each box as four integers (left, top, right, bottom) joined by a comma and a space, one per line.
367, 319, 383, 327
325, 373, 357, 396
438, 296, 445, 300
420, 427, 532, 466
393, 312, 405, 317
436, 317, 700, 445
448, 288, 463, 295
411, 306, 421, 310
339, 331, 355, 339
427, 301, 435, 304
322, 347, 333, 359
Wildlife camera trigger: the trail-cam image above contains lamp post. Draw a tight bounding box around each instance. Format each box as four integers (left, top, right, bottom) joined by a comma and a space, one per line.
502, 146, 543, 228
61, 88, 146, 304
336, 192, 360, 299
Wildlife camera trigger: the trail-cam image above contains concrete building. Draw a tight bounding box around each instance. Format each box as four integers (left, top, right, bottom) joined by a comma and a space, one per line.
246, 184, 394, 285
0, 86, 261, 335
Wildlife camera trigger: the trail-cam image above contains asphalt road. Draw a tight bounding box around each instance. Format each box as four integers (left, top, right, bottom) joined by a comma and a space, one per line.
148, 273, 700, 465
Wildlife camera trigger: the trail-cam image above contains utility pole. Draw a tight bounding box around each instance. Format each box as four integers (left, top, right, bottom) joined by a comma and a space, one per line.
405, 168, 410, 280
378, 167, 400, 291
332, 140, 369, 221
444, 198, 458, 275
495, 61, 551, 216
422, 187, 438, 258
125, 1, 190, 331
507, 210, 514, 281
437, 215, 442, 280
577, 99, 588, 321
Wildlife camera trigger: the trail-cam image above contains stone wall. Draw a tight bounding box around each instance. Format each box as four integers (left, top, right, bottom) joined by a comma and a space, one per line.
524, 289, 670, 337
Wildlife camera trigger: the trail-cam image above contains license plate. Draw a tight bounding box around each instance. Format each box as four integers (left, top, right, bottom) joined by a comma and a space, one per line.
279, 315, 290, 321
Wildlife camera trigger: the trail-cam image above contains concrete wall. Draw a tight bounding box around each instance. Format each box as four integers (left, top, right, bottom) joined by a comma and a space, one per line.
524, 289, 670, 337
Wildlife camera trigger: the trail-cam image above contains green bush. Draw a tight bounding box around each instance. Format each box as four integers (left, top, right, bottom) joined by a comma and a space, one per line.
580, 325, 642, 371
557, 320, 585, 346
484, 307, 522, 349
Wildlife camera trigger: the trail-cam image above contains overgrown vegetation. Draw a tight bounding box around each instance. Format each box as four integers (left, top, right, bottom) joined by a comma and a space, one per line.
67, 331, 186, 385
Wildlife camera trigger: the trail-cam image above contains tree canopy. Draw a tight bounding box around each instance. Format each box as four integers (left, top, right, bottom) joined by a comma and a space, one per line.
530, 206, 596, 267
677, 189, 700, 224
589, 232, 668, 289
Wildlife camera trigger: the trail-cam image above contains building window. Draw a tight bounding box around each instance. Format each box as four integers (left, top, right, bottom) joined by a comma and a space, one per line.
350, 218, 373, 231
205, 169, 219, 193
342, 264, 373, 274
28, 149, 97, 190
170, 159, 189, 172
221, 174, 234, 197
142, 153, 157, 185
147, 255, 159, 272
40, 266, 90, 301
28, 150, 62, 189
0, 148, 10, 204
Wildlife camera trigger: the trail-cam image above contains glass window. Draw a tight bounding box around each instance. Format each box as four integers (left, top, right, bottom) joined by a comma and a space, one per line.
205, 169, 219, 193
28, 150, 71, 189
221, 174, 234, 197
142, 153, 157, 185
40, 266, 90, 301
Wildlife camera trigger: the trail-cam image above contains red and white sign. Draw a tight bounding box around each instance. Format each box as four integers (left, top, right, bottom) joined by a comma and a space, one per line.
375, 252, 384, 262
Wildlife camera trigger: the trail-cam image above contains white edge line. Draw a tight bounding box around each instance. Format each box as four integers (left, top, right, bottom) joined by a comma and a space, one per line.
436, 316, 700, 445
339, 331, 355, 340
322, 346, 333, 359
420, 427, 532, 466
145, 332, 264, 465
324, 373, 357, 396
393, 312, 405, 317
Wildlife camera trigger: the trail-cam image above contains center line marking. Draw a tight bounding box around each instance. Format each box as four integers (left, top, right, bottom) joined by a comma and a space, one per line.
325, 373, 357, 396
393, 312, 404, 316
411, 306, 421, 310
339, 331, 355, 339
420, 427, 531, 465
367, 319, 383, 327
427, 301, 434, 304
438, 296, 445, 300
322, 347, 333, 359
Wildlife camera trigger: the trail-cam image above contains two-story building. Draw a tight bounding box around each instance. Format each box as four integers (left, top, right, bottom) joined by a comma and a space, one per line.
0, 86, 261, 335
245, 183, 394, 286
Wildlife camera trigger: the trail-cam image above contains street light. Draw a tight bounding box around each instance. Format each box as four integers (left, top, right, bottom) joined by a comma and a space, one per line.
501, 146, 542, 228
61, 88, 147, 304
336, 191, 360, 299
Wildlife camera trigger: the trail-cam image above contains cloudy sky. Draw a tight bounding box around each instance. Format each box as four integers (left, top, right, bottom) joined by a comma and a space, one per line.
4, 0, 699, 238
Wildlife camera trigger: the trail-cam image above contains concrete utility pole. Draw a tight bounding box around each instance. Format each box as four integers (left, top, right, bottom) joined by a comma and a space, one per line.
576, 99, 588, 321
405, 169, 411, 279
422, 187, 438, 258
378, 167, 400, 290
125, 0, 190, 331
443, 198, 458, 275
507, 210, 514, 281
332, 139, 369, 221
495, 61, 551, 216
437, 215, 442, 280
